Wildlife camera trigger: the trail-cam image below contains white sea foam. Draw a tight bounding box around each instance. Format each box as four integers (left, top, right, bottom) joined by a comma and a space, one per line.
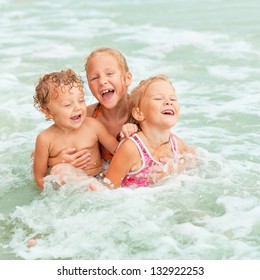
117, 25, 259, 59
207, 65, 260, 80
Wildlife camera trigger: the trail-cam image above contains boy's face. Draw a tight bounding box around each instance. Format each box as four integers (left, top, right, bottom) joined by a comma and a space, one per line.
44, 83, 87, 130
86, 54, 132, 109
138, 80, 179, 128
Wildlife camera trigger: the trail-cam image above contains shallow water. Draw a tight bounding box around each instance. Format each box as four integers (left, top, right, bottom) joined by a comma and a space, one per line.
0, 0, 259, 260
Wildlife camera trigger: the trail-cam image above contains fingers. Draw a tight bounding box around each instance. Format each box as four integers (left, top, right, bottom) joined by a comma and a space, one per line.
61, 147, 76, 155
71, 150, 91, 169
48, 148, 91, 168
120, 124, 138, 138
159, 157, 171, 163
69, 148, 89, 158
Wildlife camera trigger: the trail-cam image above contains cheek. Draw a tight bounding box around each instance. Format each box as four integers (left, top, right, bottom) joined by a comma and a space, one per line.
175, 107, 180, 118
81, 105, 87, 114
88, 81, 98, 93
174, 102, 180, 112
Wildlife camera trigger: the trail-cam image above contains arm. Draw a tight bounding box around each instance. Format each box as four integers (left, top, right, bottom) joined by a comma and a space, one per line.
175, 134, 197, 155
104, 139, 139, 189
95, 120, 119, 155
33, 133, 50, 190
174, 134, 198, 171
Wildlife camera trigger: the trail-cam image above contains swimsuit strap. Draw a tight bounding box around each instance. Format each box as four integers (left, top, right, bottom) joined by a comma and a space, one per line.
133, 133, 179, 163
170, 133, 178, 153
91, 103, 102, 118
130, 134, 155, 167
131, 134, 147, 155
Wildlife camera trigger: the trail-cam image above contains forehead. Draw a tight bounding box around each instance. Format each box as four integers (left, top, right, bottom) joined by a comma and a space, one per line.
50, 81, 83, 99
87, 54, 120, 70
145, 80, 176, 96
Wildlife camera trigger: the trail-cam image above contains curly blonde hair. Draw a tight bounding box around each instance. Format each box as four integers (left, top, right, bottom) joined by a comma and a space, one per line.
33, 69, 83, 111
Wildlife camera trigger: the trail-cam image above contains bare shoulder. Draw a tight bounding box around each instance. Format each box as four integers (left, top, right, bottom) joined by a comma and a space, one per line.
86, 103, 98, 117
84, 117, 104, 129
36, 125, 55, 144
117, 138, 139, 156
110, 138, 142, 172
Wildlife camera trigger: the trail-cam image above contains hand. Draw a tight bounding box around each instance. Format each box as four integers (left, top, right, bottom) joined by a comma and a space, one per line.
119, 123, 138, 139
48, 148, 91, 169
159, 157, 176, 174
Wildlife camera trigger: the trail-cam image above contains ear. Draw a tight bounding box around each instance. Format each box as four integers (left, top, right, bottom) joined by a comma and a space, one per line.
125, 71, 132, 87
40, 107, 54, 120
132, 107, 145, 122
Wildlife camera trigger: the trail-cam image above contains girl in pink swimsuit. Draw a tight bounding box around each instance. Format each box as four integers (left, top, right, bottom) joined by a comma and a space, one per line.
120, 133, 180, 188
102, 74, 197, 189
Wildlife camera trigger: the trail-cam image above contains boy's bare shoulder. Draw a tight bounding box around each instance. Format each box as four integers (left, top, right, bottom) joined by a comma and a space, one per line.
84, 116, 104, 128
39, 124, 57, 134
36, 125, 56, 142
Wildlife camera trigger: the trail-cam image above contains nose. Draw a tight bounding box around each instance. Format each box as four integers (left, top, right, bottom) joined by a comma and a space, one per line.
165, 99, 173, 106
74, 102, 82, 111
99, 75, 108, 86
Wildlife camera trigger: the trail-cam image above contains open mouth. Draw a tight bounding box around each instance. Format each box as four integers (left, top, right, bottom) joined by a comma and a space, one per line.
71, 114, 82, 122
100, 89, 114, 101
161, 109, 174, 115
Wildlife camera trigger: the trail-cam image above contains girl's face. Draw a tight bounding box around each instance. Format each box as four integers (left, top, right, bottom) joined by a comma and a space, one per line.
86, 54, 132, 109
139, 80, 180, 129
45, 83, 87, 131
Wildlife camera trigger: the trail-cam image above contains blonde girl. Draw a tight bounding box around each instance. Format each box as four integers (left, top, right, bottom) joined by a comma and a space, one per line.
103, 74, 196, 189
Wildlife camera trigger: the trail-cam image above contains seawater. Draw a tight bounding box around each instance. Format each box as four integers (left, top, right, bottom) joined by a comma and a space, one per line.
0, 0, 259, 260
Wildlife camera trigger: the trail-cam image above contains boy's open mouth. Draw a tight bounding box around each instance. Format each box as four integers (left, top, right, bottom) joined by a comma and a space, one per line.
71, 114, 82, 121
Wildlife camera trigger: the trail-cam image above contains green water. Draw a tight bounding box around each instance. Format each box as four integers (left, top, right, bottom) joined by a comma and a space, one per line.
0, 0, 259, 259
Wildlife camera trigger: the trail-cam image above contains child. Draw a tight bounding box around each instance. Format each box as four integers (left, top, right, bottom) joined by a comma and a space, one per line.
101, 74, 197, 189
33, 69, 119, 189
49, 47, 136, 167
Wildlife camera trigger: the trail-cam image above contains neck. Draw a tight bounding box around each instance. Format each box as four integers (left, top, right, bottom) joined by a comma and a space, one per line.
101, 96, 129, 121
141, 126, 171, 149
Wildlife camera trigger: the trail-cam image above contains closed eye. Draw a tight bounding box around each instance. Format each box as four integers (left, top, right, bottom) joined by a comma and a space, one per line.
90, 76, 98, 81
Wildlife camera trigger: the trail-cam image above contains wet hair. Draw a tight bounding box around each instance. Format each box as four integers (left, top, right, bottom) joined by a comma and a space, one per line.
128, 74, 175, 126
84, 47, 130, 79
33, 69, 83, 111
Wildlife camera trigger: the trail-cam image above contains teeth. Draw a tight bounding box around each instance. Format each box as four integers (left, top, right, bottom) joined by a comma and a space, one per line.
71, 114, 81, 120
101, 89, 113, 96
